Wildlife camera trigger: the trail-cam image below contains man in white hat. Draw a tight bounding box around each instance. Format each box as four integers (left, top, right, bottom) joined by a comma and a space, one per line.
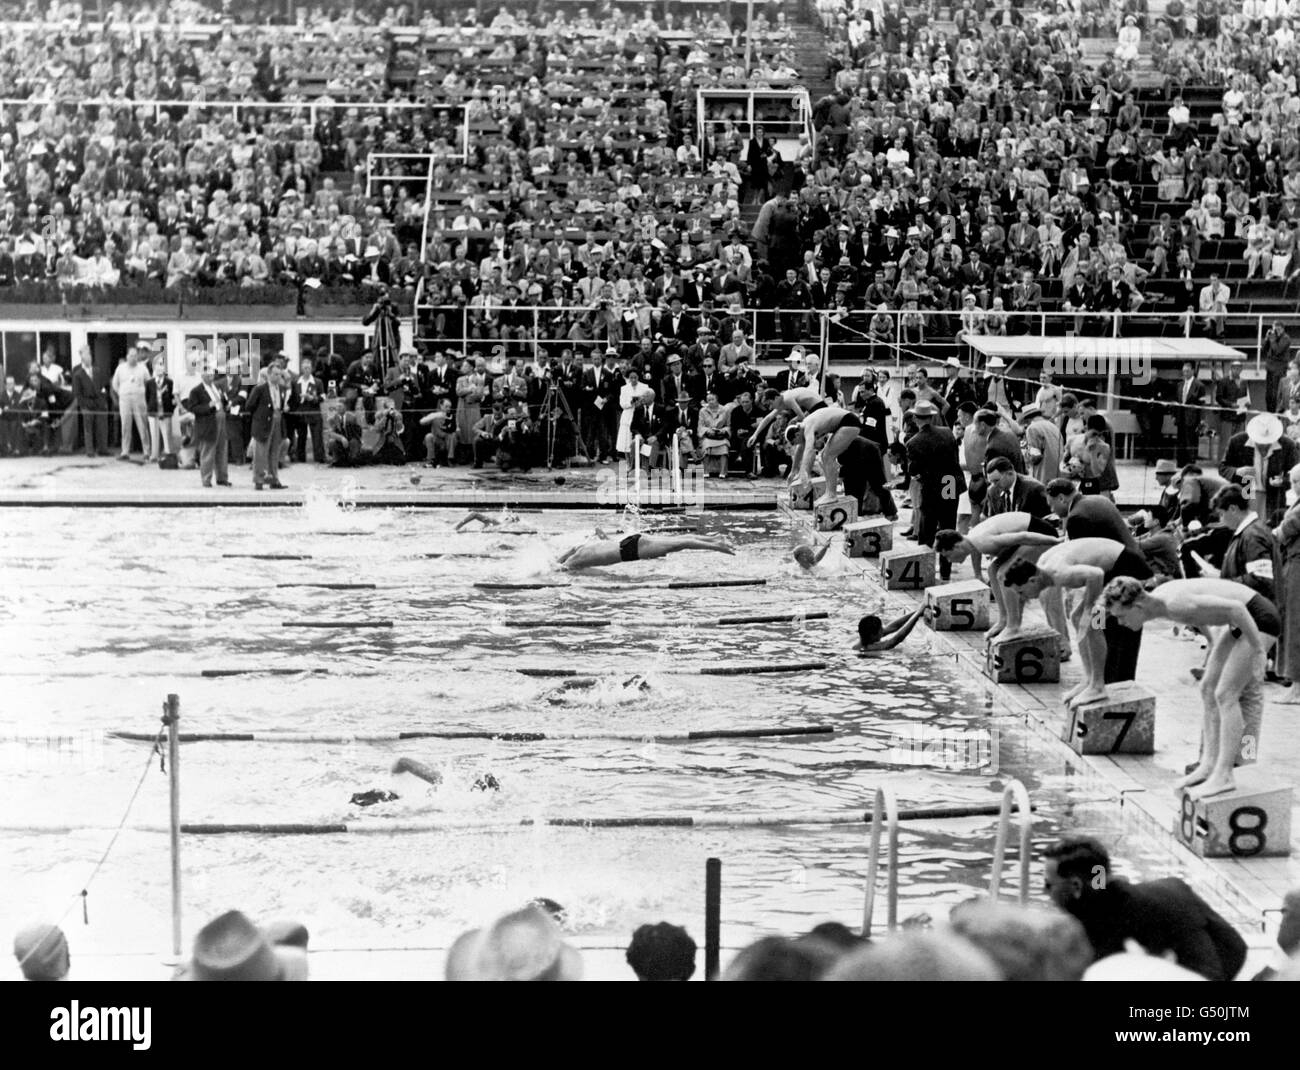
941, 356, 974, 424
1219, 411, 1299, 519
780, 348, 809, 391
982, 356, 1013, 411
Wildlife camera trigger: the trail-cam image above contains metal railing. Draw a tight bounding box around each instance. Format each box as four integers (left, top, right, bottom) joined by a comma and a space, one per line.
988, 780, 1034, 906
861, 786, 899, 937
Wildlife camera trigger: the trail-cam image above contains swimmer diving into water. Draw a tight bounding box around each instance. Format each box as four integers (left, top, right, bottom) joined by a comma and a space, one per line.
558, 532, 735, 570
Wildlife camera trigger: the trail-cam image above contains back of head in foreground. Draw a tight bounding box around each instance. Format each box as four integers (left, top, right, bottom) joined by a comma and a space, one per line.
822, 929, 1003, 981
627, 922, 697, 981
445, 905, 583, 981
948, 899, 1093, 981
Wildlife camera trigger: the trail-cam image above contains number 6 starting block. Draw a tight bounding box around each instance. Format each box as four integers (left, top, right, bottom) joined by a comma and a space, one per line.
813, 496, 858, 532
843, 517, 894, 558
1175, 768, 1292, 858
985, 624, 1061, 684
879, 547, 935, 591
926, 579, 990, 631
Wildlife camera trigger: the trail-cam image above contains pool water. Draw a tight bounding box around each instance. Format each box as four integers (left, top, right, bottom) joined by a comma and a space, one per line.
0, 505, 1196, 960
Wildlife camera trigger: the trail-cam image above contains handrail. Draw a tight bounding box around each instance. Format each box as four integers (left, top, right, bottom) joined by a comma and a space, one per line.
861, 785, 899, 937
631, 433, 644, 507
988, 779, 1033, 906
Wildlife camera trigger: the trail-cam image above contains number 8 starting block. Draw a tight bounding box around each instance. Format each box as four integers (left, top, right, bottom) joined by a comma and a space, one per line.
1175, 768, 1292, 858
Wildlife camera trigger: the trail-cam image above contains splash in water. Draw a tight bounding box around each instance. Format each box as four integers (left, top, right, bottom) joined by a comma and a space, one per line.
300, 484, 380, 533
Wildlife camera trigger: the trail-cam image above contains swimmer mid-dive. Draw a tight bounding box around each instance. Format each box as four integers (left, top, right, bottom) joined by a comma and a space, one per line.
855, 604, 929, 653
391, 756, 500, 792
456, 509, 520, 532
557, 532, 734, 570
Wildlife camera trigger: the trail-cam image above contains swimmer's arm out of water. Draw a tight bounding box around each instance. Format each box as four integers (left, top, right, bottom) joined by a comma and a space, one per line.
392, 757, 443, 787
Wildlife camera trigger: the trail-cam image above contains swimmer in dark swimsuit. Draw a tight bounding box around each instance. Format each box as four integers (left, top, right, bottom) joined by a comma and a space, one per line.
1103, 576, 1276, 799
788, 405, 865, 506
855, 604, 930, 653
1003, 538, 1151, 709
557, 531, 735, 570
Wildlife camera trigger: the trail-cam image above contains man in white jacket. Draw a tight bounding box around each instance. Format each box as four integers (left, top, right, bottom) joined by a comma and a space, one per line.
111, 345, 151, 460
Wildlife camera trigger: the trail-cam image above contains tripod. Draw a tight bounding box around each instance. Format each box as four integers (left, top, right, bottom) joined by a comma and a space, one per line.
539, 379, 588, 469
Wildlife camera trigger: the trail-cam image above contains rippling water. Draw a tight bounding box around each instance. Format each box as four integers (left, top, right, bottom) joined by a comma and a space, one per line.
0, 504, 1177, 956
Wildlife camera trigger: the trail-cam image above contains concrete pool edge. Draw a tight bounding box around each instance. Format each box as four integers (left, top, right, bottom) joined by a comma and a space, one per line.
879, 588, 1281, 936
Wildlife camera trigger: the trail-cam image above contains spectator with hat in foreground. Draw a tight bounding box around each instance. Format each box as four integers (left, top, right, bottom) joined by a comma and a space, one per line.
445, 905, 582, 981
1220, 412, 1300, 522
176, 910, 308, 980
13, 923, 69, 981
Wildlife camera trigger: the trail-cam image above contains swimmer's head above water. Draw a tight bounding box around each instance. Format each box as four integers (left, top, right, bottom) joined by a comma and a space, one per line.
856, 614, 884, 648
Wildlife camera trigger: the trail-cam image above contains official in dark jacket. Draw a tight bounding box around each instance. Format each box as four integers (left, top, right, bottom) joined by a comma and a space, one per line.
906, 400, 967, 577
71, 349, 109, 457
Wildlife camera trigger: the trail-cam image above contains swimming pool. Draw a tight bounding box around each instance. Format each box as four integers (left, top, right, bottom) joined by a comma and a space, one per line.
0, 504, 1192, 968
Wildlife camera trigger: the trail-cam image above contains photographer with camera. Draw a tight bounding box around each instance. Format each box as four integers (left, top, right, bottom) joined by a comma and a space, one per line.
361, 284, 401, 380
343, 350, 382, 417
494, 401, 536, 473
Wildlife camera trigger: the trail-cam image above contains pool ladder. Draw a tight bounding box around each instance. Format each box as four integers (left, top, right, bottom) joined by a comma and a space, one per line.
861, 779, 1034, 936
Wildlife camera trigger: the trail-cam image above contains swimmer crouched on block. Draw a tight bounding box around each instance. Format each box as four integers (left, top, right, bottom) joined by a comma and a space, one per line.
558, 532, 735, 570
855, 605, 929, 653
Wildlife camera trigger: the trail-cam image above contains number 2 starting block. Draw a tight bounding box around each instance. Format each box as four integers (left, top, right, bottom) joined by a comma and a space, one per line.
879, 547, 935, 591
843, 517, 894, 558
813, 496, 858, 532
926, 579, 990, 631
1063, 681, 1156, 755
985, 625, 1061, 684
1175, 768, 1292, 858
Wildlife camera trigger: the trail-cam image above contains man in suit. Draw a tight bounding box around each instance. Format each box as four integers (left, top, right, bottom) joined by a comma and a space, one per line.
246, 366, 289, 490
906, 400, 967, 578
661, 297, 698, 346
1174, 361, 1207, 466
581, 348, 620, 462
968, 409, 1026, 506
186, 366, 231, 488
1020, 401, 1063, 485
289, 357, 325, 463
1044, 836, 1246, 981
71, 348, 110, 457
853, 377, 891, 456
940, 358, 975, 424
983, 458, 1050, 519
660, 353, 696, 412
777, 352, 809, 392
1218, 412, 1299, 520
427, 350, 458, 412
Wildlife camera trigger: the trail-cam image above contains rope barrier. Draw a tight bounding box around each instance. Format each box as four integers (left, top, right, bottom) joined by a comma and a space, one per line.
515, 661, 827, 677
281, 620, 395, 629
106, 725, 835, 744
221, 553, 314, 561
276, 583, 378, 590
472, 579, 769, 591
0, 803, 1026, 836
502, 611, 828, 628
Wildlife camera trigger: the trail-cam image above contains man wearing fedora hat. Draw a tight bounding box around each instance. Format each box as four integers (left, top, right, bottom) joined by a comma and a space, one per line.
1219, 412, 1300, 520
179, 910, 308, 981
1153, 458, 1182, 518
941, 357, 974, 425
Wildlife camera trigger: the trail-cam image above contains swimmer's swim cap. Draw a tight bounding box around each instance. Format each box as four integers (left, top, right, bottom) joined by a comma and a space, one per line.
793, 546, 817, 568
858, 615, 883, 646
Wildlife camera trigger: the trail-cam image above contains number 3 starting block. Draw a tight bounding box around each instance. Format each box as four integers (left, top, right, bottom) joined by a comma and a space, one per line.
1175, 768, 1292, 858
843, 517, 894, 558
985, 625, 1061, 683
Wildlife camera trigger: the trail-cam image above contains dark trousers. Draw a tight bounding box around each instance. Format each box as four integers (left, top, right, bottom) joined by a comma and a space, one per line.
228, 419, 247, 465
1174, 419, 1199, 465
0, 413, 21, 455
79, 403, 108, 455
1103, 619, 1143, 683
582, 406, 612, 460
918, 494, 957, 579
473, 436, 497, 465
290, 411, 324, 462
1180, 527, 1233, 577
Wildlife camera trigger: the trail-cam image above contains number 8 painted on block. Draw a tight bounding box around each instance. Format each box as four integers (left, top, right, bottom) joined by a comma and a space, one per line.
1179, 792, 1196, 844
1227, 806, 1267, 857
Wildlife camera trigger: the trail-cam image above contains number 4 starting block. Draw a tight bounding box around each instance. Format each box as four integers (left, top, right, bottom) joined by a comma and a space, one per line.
1175, 768, 1292, 858
879, 547, 935, 591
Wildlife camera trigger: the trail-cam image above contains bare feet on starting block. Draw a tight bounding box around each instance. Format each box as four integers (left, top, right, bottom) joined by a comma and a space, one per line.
1189, 774, 1237, 799
1062, 681, 1088, 705
1174, 764, 1212, 796
814, 494, 836, 507
983, 624, 1004, 646
996, 628, 1024, 643
1067, 684, 1108, 710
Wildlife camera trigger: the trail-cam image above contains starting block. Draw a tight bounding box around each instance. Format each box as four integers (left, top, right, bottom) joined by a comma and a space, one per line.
843, 517, 895, 558
786, 477, 826, 511
1175, 768, 1292, 858
926, 579, 991, 631
813, 496, 858, 532
879, 547, 936, 591
1063, 681, 1156, 755
985, 625, 1061, 684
